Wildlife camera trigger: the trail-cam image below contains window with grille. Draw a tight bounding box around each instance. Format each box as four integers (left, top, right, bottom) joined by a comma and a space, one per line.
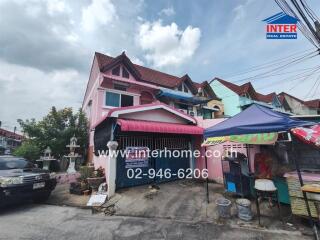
122, 68, 129, 78
112, 66, 120, 76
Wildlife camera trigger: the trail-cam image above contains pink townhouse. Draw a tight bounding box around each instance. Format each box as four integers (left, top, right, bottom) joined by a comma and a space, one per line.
82, 51, 223, 190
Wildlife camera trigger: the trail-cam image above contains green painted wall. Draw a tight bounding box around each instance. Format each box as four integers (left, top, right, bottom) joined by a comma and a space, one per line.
210, 80, 241, 116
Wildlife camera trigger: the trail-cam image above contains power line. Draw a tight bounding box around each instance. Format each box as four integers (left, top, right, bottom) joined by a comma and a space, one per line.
210, 66, 320, 101
256, 66, 320, 90
300, 0, 319, 22
221, 48, 314, 78
310, 78, 320, 99
304, 74, 320, 99
229, 63, 319, 82
210, 1, 320, 105
289, 67, 320, 90
275, 0, 317, 47
230, 50, 319, 84
291, 0, 320, 41
275, 0, 320, 47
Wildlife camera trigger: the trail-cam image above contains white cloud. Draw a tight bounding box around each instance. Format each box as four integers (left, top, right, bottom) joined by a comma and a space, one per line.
137, 20, 201, 68
47, 0, 69, 15
81, 0, 117, 31
232, 0, 254, 22
0, 61, 86, 129
130, 56, 144, 65
65, 32, 79, 44
25, 4, 42, 17
202, 59, 209, 65
119, 50, 144, 65
233, 5, 246, 21
159, 6, 175, 17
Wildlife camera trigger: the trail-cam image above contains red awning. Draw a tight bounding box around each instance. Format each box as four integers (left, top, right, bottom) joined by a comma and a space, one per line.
117, 119, 203, 135
291, 124, 320, 149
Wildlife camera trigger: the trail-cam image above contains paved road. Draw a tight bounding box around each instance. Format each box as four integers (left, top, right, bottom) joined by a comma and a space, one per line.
0, 204, 311, 240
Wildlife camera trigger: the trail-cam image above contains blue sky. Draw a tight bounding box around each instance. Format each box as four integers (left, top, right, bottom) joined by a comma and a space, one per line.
0, 0, 319, 130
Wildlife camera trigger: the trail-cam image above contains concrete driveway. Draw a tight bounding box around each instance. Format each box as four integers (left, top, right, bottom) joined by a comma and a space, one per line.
111, 180, 313, 235
0, 204, 312, 240
44, 179, 314, 237
114, 180, 212, 221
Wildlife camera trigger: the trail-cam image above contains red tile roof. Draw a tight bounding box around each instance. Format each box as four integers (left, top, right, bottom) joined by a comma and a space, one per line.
193, 80, 220, 100
192, 81, 204, 89
278, 92, 305, 104
0, 128, 24, 140
135, 64, 182, 88
215, 78, 275, 103
215, 78, 243, 95
278, 94, 285, 104
95, 52, 114, 68
256, 92, 277, 103
95, 52, 183, 88
304, 99, 320, 109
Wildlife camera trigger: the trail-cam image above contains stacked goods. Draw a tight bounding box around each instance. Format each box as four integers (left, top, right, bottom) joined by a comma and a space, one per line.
286, 176, 320, 218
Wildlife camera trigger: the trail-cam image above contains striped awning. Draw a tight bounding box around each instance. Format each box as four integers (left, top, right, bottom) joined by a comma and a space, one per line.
117, 119, 203, 135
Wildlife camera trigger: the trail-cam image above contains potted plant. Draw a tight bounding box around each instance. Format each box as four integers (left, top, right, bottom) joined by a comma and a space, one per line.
86, 167, 105, 191
69, 166, 94, 195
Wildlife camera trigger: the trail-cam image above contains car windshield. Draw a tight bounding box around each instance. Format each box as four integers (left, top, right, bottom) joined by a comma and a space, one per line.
0, 157, 34, 170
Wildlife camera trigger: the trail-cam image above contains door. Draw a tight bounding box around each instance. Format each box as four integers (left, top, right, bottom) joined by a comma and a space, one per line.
154, 152, 190, 183
116, 135, 154, 189
115, 134, 191, 189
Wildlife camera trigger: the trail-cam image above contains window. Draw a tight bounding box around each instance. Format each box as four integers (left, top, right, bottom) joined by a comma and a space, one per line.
105, 91, 134, 107
121, 94, 133, 107
203, 109, 213, 119
178, 103, 188, 110
178, 84, 189, 92
196, 107, 202, 116
242, 93, 250, 99
183, 84, 188, 93
112, 66, 120, 76
86, 100, 92, 118
0, 157, 34, 170
202, 90, 207, 97
122, 68, 129, 78
106, 92, 120, 107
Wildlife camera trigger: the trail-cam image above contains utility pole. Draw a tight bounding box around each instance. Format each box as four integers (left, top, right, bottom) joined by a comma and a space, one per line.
315, 20, 320, 39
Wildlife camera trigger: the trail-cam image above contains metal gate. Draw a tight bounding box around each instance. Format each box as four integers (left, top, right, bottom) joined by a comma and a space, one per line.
115, 134, 190, 189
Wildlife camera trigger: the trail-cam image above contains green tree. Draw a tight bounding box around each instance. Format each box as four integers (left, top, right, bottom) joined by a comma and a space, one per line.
15, 107, 89, 161
13, 141, 41, 162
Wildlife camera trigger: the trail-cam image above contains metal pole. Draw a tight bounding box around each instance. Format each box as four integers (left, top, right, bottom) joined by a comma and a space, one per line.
246, 144, 251, 173
291, 137, 318, 240
204, 146, 209, 203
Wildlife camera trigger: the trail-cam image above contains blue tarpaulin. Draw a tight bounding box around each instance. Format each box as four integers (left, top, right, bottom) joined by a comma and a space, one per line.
157, 88, 210, 104
204, 104, 315, 138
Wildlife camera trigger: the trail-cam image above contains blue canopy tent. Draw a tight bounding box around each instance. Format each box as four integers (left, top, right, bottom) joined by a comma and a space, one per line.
157, 88, 211, 105
204, 104, 315, 138
203, 104, 317, 233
